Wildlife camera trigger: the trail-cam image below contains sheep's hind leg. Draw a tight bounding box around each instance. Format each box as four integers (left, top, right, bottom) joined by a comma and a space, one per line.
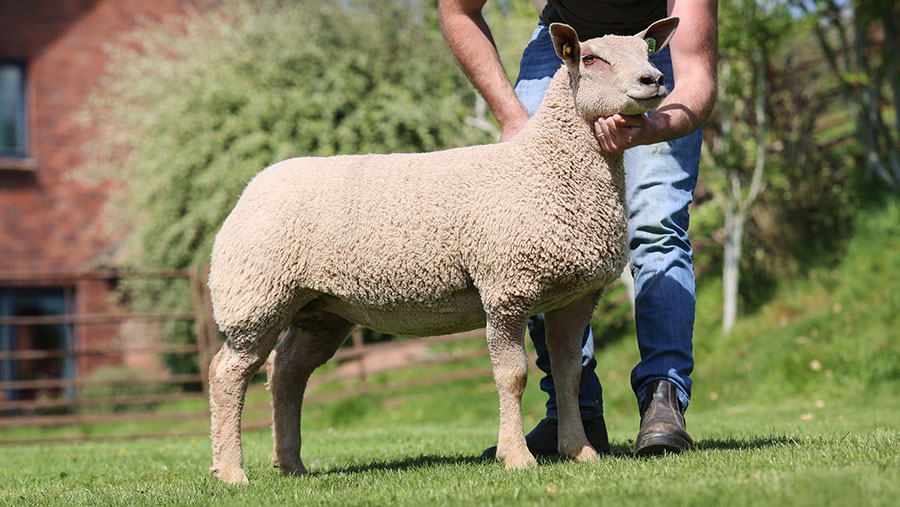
485, 311, 535, 469
544, 293, 603, 462
209, 325, 282, 484
269, 313, 354, 477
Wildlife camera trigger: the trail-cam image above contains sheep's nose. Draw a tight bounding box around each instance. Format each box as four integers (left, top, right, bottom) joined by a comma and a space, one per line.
638, 72, 664, 87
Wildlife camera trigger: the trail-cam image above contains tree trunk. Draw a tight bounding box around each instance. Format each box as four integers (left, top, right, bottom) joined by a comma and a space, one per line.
880, 9, 900, 185
809, 2, 895, 188
722, 202, 744, 334
619, 262, 635, 318
853, 8, 898, 188
721, 49, 767, 334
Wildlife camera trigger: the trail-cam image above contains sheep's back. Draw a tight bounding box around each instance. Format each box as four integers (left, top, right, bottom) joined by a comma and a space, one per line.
209, 143, 519, 324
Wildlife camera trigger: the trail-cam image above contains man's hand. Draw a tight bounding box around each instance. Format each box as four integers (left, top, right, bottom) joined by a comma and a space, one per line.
595, 0, 719, 153
594, 114, 655, 153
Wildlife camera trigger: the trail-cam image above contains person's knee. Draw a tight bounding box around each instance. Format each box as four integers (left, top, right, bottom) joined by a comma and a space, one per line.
630, 225, 692, 271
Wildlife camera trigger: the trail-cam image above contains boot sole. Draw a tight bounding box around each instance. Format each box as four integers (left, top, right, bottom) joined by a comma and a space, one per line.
634, 433, 692, 457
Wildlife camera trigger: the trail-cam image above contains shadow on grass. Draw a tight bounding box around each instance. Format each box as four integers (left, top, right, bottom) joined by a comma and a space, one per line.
310, 435, 801, 475
535, 435, 801, 462
691, 435, 801, 452
310, 454, 484, 476
617, 435, 800, 457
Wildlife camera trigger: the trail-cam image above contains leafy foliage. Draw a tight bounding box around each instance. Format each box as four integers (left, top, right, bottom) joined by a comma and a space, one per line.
86, 0, 489, 270
791, 0, 900, 189
82, 0, 492, 365
697, 0, 882, 322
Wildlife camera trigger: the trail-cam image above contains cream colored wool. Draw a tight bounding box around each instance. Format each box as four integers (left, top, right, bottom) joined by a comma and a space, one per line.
207, 19, 679, 484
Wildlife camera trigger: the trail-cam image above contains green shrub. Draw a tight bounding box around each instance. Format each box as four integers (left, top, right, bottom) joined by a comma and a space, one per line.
82, 0, 491, 371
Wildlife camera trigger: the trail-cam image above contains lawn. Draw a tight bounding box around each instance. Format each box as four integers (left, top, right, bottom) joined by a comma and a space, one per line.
1, 381, 897, 506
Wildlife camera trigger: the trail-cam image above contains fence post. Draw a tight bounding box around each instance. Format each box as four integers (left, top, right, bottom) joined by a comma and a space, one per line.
351, 327, 367, 392
200, 264, 219, 362
188, 266, 210, 397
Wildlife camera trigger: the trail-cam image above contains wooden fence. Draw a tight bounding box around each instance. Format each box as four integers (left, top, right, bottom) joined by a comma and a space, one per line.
0, 267, 494, 445
0, 267, 635, 445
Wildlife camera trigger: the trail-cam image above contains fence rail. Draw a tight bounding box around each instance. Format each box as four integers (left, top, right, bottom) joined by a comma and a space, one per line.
0, 313, 195, 326
0, 267, 498, 444
0, 344, 198, 361
0, 332, 494, 441
0, 373, 204, 391
0, 269, 193, 282
0, 267, 632, 445
0, 391, 207, 411
0, 267, 217, 441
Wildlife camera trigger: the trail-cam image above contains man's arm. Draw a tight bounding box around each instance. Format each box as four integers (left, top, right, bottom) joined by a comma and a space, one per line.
439, 0, 530, 141
595, 0, 718, 152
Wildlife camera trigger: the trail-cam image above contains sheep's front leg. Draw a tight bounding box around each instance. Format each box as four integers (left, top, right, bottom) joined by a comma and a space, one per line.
485, 312, 535, 469
544, 293, 603, 462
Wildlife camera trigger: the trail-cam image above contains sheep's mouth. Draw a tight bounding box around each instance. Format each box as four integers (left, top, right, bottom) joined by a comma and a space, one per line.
623, 92, 665, 113
626, 90, 667, 103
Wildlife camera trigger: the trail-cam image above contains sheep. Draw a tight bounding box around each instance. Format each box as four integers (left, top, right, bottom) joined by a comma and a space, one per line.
206, 18, 680, 484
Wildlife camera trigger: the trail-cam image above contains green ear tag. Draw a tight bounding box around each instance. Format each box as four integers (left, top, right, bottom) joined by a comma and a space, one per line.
562, 43, 572, 56
646, 37, 657, 55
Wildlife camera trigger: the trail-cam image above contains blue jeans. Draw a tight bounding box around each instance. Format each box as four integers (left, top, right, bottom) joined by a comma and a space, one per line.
515, 25, 700, 418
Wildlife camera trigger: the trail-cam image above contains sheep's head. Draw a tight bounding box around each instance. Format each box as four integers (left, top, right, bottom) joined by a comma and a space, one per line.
550, 18, 679, 122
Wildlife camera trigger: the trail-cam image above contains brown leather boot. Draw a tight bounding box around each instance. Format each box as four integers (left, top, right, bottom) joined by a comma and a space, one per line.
481, 415, 611, 460
634, 380, 693, 456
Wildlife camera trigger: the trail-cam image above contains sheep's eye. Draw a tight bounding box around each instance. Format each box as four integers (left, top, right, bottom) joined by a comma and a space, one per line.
582, 54, 609, 66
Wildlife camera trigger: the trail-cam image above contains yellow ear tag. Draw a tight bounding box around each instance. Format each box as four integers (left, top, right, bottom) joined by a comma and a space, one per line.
646, 37, 657, 55
562, 43, 572, 56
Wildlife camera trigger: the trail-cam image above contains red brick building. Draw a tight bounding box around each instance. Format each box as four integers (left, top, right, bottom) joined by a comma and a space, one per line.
0, 0, 189, 407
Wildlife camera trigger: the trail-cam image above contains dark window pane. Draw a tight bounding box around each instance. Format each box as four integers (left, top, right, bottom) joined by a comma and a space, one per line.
1, 287, 75, 408
0, 62, 27, 158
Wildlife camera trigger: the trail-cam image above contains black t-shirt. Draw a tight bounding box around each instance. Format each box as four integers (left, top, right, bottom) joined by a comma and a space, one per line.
541, 0, 667, 38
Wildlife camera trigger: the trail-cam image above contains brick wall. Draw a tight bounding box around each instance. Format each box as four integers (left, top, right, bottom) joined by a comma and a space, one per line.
0, 0, 188, 379
0, 0, 187, 273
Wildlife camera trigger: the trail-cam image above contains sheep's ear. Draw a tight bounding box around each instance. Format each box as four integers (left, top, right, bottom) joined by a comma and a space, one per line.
635, 17, 679, 55
550, 23, 580, 68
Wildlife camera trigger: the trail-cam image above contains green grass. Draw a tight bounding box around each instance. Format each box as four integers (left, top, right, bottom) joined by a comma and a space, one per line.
0, 387, 897, 505
1, 198, 898, 505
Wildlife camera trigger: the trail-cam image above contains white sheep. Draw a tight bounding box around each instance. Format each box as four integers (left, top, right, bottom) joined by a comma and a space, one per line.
207, 19, 679, 484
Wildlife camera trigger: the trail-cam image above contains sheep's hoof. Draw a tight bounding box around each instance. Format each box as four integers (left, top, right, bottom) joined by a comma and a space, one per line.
211, 466, 250, 485
278, 462, 309, 477
500, 451, 537, 469
567, 444, 600, 463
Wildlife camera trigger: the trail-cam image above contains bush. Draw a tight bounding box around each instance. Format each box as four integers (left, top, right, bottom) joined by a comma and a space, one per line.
82, 0, 492, 371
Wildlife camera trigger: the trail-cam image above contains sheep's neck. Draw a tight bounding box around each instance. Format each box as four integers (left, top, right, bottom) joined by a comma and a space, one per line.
514, 68, 624, 194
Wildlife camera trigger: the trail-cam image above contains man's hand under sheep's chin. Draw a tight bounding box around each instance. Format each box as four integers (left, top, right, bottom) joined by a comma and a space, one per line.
594, 113, 656, 153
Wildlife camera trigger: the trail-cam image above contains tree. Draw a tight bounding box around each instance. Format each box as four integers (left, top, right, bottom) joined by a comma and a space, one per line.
82, 0, 493, 370
788, 0, 900, 189
703, 0, 793, 333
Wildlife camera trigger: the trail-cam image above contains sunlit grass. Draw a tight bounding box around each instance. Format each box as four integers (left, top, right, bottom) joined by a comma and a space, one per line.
1, 394, 897, 506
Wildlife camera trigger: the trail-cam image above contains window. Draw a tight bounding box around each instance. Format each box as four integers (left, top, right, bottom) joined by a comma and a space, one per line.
0, 287, 75, 408
0, 61, 27, 158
